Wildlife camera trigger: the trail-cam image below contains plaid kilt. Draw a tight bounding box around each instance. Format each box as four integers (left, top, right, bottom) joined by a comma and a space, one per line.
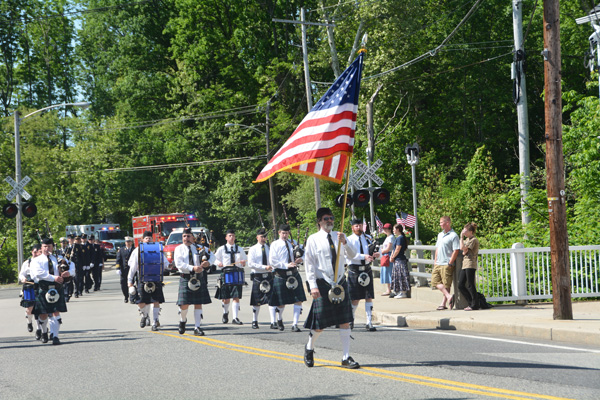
268, 270, 307, 306
177, 274, 212, 306
35, 281, 67, 314
304, 278, 353, 330
250, 272, 273, 306
347, 266, 375, 301
136, 280, 165, 304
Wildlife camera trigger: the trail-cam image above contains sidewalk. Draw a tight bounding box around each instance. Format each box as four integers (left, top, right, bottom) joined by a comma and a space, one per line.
369, 280, 600, 347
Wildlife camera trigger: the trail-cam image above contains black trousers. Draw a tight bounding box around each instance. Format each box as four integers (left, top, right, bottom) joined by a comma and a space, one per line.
92, 265, 103, 290
84, 268, 94, 291
458, 268, 478, 309
74, 265, 84, 295
119, 269, 130, 299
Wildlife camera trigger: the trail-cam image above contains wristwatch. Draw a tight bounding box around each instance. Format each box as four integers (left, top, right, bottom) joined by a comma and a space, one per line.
449, 262, 455, 267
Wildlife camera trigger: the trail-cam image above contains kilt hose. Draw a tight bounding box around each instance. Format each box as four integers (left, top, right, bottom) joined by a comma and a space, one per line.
136, 280, 165, 304
347, 266, 375, 300
303, 278, 353, 331
35, 281, 67, 314
268, 269, 307, 306
177, 274, 212, 306
250, 272, 273, 306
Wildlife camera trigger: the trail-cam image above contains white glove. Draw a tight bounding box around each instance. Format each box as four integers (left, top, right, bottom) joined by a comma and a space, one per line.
116, 270, 121, 276
90, 263, 94, 268
128, 286, 136, 295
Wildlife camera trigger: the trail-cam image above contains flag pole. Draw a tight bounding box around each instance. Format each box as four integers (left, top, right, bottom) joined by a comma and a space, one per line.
334, 155, 352, 281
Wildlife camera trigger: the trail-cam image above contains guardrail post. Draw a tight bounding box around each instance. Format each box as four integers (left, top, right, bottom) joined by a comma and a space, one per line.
510, 242, 527, 304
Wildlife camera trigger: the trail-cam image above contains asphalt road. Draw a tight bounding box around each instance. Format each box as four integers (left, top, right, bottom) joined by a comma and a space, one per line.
1, 264, 599, 400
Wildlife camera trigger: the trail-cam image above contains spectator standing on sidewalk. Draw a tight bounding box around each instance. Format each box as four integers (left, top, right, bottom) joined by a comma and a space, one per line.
432, 216, 460, 310
458, 222, 480, 311
379, 223, 395, 296
390, 224, 410, 298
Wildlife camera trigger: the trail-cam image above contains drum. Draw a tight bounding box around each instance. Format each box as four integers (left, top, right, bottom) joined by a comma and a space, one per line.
222, 267, 244, 286
140, 243, 164, 283
23, 284, 35, 301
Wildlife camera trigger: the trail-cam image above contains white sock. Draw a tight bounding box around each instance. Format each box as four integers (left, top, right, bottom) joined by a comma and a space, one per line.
269, 306, 277, 323
194, 308, 203, 328
232, 302, 240, 319
252, 306, 260, 322
365, 301, 374, 325
340, 328, 351, 360
40, 318, 48, 333
49, 317, 57, 336
277, 306, 285, 321
293, 305, 302, 326
26, 314, 33, 323
180, 307, 188, 322
152, 305, 160, 324
307, 330, 322, 350
222, 302, 230, 314
351, 303, 358, 318
36, 318, 42, 330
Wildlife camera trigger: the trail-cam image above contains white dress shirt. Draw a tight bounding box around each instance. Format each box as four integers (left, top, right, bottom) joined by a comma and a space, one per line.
19, 259, 32, 282
30, 254, 75, 283
174, 243, 215, 274
345, 233, 370, 265
215, 243, 247, 268
269, 239, 295, 270
128, 246, 169, 284
247, 243, 270, 273
305, 230, 357, 290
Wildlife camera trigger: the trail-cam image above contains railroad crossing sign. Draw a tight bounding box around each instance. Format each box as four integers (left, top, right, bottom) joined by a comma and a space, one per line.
356, 159, 384, 188
347, 161, 368, 189
5, 176, 31, 201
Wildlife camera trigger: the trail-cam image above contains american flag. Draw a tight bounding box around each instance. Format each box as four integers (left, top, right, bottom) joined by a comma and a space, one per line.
399, 211, 417, 227
375, 215, 383, 233
362, 215, 367, 233
395, 212, 402, 225
254, 52, 365, 184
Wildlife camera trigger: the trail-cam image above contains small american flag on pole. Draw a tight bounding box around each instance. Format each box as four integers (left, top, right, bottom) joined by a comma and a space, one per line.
375, 215, 383, 233
362, 215, 367, 233
399, 211, 417, 227
395, 212, 402, 225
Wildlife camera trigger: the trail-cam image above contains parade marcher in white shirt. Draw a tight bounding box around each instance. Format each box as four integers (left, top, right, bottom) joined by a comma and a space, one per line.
346, 218, 380, 332
128, 231, 169, 331
19, 244, 41, 336
247, 228, 273, 329
214, 229, 247, 325
30, 238, 74, 345
268, 224, 306, 332
175, 228, 214, 336
303, 208, 360, 369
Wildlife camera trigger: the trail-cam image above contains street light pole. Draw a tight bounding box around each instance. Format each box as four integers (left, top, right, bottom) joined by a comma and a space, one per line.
14, 102, 90, 270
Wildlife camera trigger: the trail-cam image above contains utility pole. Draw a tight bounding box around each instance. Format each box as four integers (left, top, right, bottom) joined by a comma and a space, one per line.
543, 0, 572, 320
365, 84, 382, 230
265, 101, 278, 236
512, 0, 531, 225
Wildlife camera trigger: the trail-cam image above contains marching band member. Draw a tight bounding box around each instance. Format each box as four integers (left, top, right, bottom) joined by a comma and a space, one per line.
30, 238, 74, 345
116, 237, 135, 303
268, 224, 306, 332
19, 244, 41, 336
174, 228, 214, 336
214, 229, 247, 325
346, 219, 380, 331
246, 228, 273, 329
128, 231, 169, 331
303, 208, 360, 369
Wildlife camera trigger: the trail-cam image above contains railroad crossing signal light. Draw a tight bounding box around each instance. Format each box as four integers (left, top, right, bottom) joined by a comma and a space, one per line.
335, 194, 353, 207
2, 203, 18, 218
353, 189, 370, 208
373, 187, 391, 205
22, 203, 37, 218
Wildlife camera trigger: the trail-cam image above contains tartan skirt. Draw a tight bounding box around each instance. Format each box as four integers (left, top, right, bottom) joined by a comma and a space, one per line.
177, 274, 212, 306
268, 270, 307, 306
250, 272, 273, 306
136, 281, 165, 304
391, 259, 411, 293
303, 278, 353, 330
347, 267, 375, 301
35, 281, 67, 314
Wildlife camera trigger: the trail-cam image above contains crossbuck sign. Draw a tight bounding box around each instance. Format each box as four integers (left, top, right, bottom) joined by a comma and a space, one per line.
5, 176, 31, 201
347, 159, 384, 190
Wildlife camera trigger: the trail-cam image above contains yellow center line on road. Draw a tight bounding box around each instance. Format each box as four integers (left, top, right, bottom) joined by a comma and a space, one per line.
153, 331, 574, 400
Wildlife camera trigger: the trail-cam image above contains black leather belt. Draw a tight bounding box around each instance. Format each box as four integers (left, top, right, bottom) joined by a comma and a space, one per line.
274, 267, 298, 278
348, 264, 371, 273
251, 272, 273, 280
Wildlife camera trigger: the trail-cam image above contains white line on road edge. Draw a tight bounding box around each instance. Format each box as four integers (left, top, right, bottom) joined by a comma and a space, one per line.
379, 326, 600, 353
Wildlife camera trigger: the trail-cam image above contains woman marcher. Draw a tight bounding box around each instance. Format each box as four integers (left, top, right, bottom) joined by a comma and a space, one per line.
378, 223, 395, 296
458, 222, 480, 311
390, 224, 410, 298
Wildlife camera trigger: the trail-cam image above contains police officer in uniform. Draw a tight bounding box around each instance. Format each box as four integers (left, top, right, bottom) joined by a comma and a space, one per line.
91, 236, 105, 291
69, 235, 85, 298
247, 228, 273, 329
81, 234, 93, 293
116, 236, 135, 303
214, 229, 247, 325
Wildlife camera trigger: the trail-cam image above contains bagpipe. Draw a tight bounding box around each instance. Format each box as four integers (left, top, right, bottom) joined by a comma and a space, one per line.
188, 245, 209, 291
42, 219, 72, 281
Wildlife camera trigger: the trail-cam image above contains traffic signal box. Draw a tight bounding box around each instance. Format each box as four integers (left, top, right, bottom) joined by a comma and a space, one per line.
2, 203, 37, 218
335, 188, 390, 208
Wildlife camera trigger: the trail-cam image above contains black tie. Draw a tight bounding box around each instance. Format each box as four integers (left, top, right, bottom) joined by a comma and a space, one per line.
359, 236, 365, 265
229, 245, 236, 265
327, 233, 336, 269
261, 245, 267, 265
188, 246, 194, 266
286, 241, 292, 263
47, 256, 55, 275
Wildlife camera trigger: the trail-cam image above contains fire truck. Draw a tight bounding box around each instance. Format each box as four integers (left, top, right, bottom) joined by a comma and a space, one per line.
65, 224, 126, 258
131, 213, 201, 246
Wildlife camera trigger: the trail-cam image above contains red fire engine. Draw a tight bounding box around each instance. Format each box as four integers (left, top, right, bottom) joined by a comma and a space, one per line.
132, 213, 200, 245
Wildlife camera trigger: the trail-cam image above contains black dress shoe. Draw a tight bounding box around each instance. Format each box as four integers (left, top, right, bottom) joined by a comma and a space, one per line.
366, 323, 377, 332
35, 329, 42, 340
252, 321, 259, 329
151, 324, 158, 331
85, 289, 90, 294
291, 325, 302, 332
222, 313, 229, 324
124, 298, 128, 303
270, 323, 278, 329
74, 294, 79, 298
304, 346, 314, 368
49, 333, 54, 340
140, 316, 147, 328
178, 320, 186, 334
341, 356, 360, 369
194, 327, 205, 336
277, 320, 284, 331
232, 318, 243, 325
52, 336, 61, 345
27, 322, 33, 332
41, 332, 48, 343
350, 321, 354, 330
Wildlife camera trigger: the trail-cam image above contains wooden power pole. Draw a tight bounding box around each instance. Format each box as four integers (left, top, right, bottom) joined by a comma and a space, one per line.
543, 0, 572, 320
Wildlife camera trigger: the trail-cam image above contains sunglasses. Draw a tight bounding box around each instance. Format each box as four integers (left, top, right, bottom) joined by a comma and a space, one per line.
322, 216, 335, 221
